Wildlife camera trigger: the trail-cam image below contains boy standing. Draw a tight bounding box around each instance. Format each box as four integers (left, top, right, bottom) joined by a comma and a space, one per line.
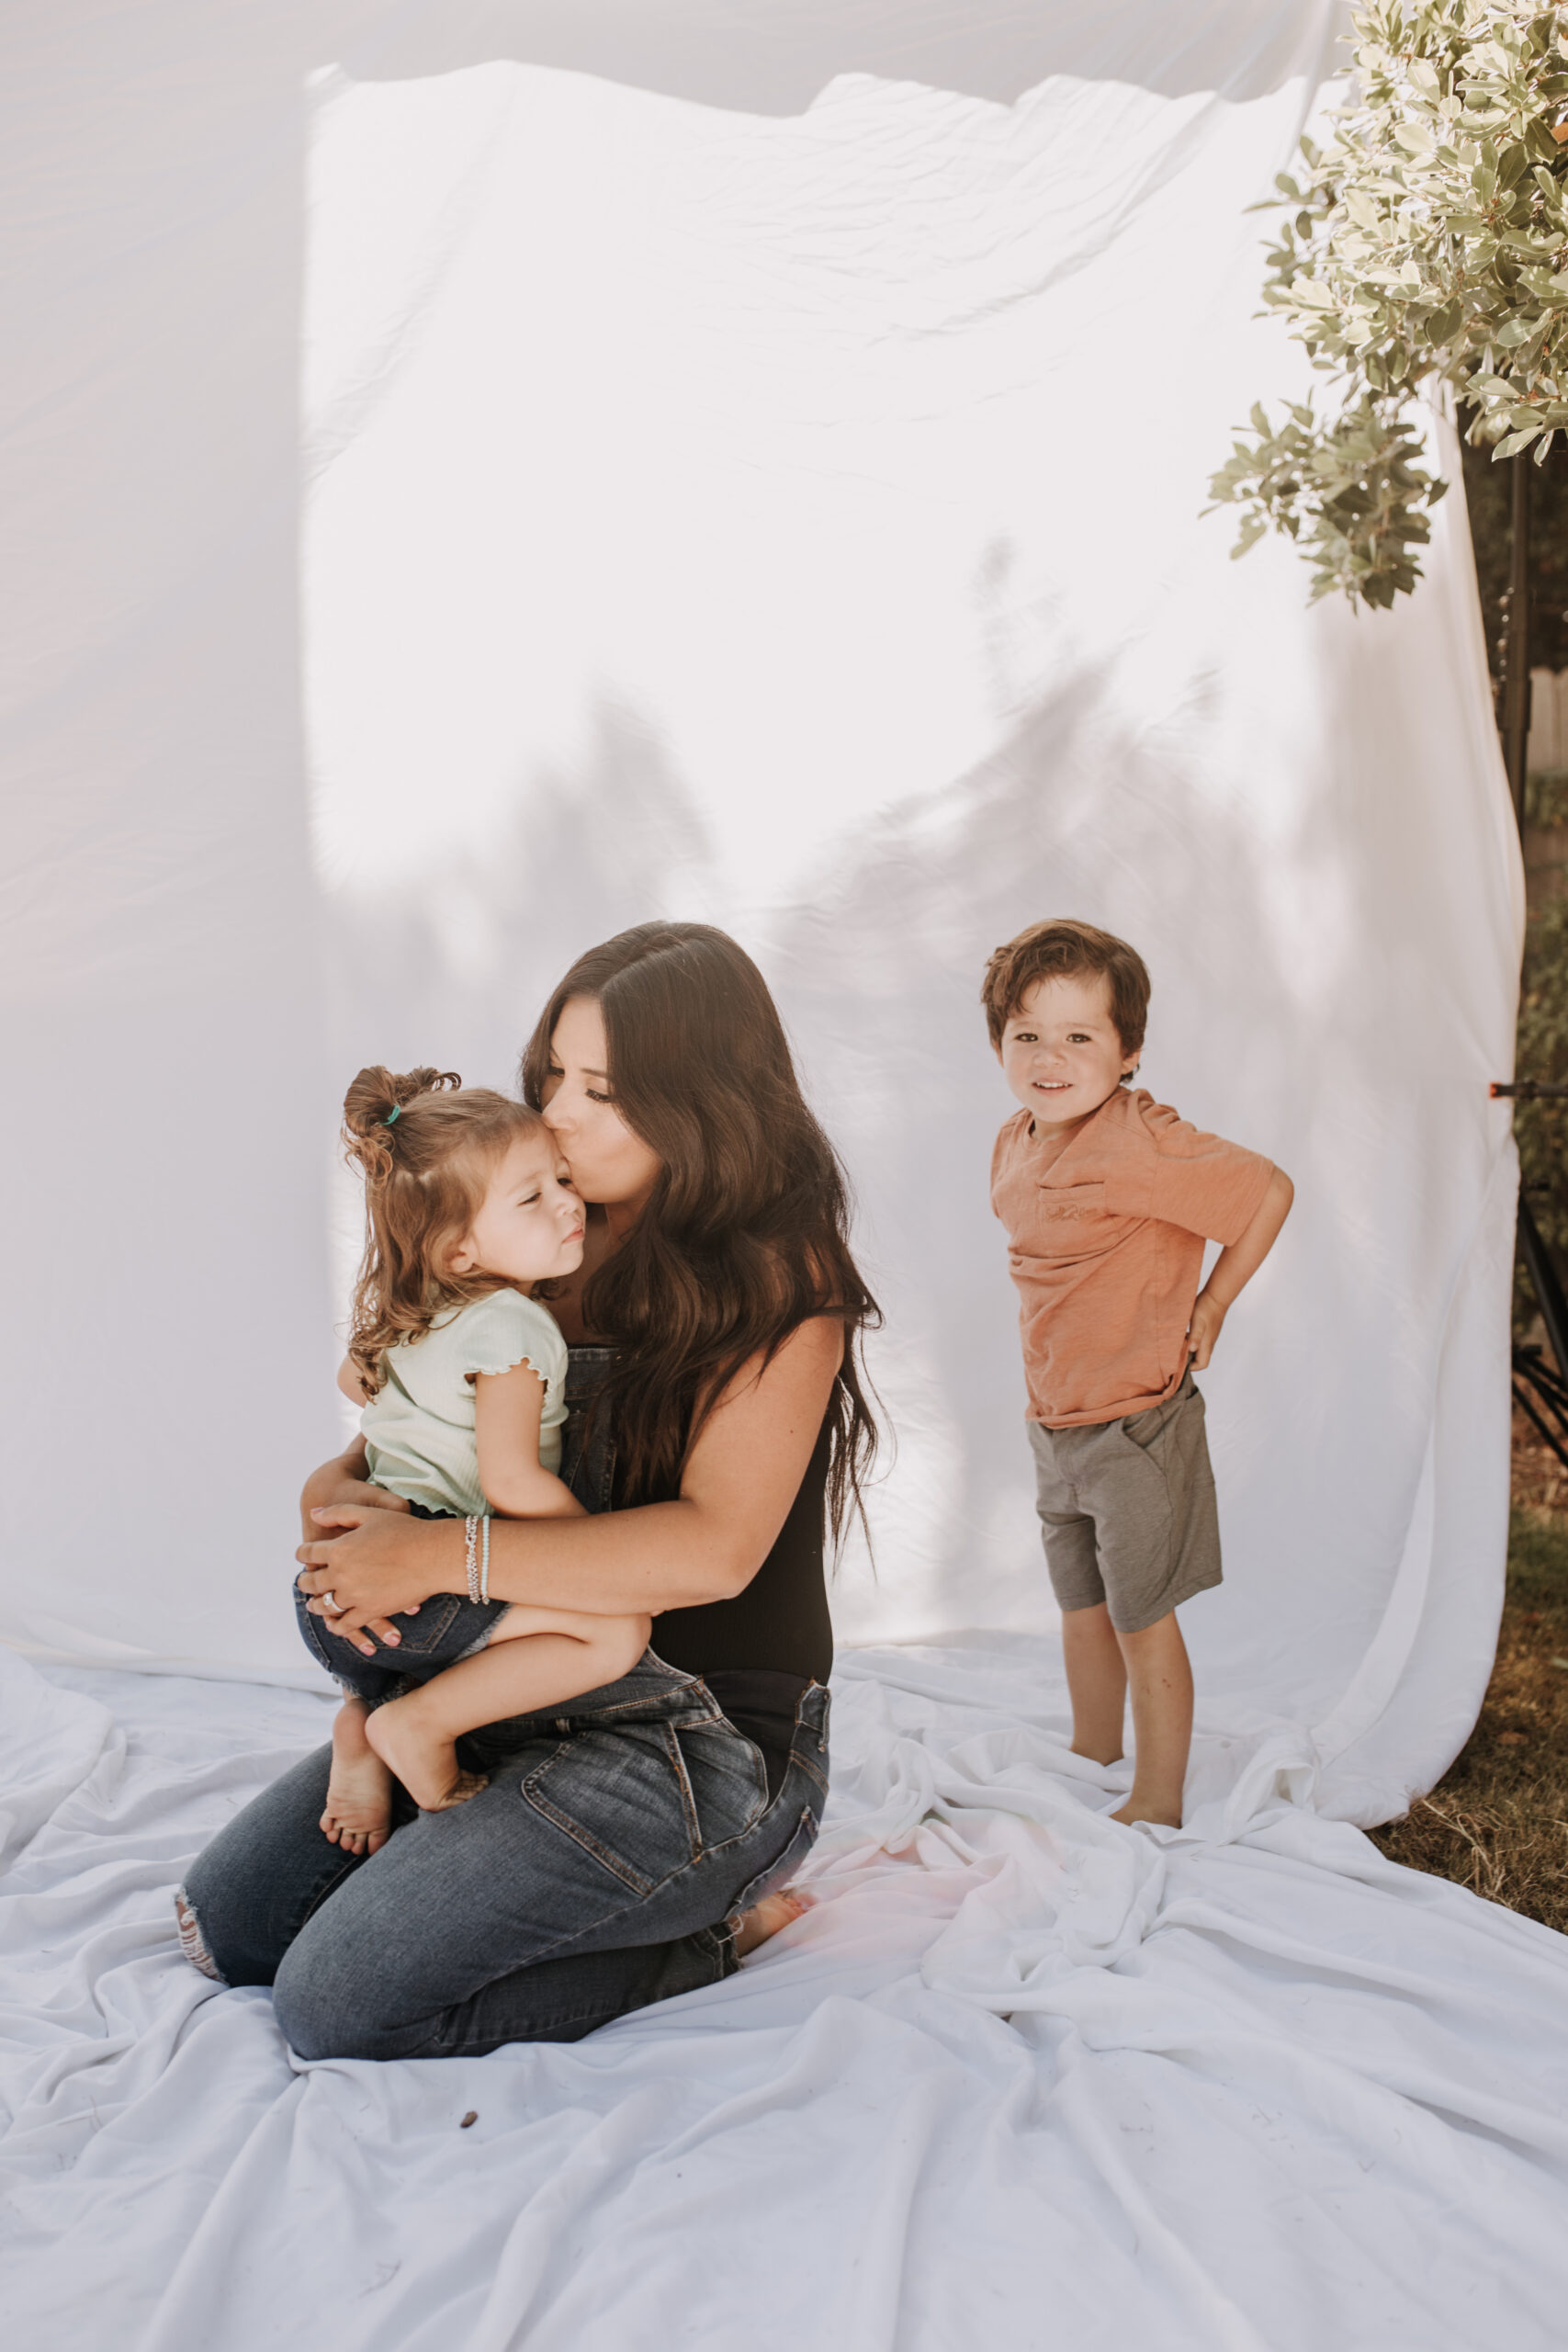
985, 920, 1292, 1826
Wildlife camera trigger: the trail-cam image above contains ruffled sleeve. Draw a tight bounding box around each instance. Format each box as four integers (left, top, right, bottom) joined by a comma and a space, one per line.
457, 1290, 570, 1387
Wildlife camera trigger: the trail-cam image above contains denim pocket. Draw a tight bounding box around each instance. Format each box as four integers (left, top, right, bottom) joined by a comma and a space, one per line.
671, 1717, 770, 1851
521, 1713, 770, 1894
522, 1728, 683, 1894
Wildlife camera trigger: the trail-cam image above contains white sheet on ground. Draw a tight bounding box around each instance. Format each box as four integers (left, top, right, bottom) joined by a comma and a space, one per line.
4, 1646, 1565, 2350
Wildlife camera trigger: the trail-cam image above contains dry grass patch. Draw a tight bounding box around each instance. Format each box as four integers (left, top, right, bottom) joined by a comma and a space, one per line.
1368, 1418, 1568, 1932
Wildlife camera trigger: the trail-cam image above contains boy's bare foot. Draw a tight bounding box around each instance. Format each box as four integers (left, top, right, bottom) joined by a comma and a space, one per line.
321, 1702, 394, 1856
1110, 1797, 1182, 1827
732, 1887, 815, 1959
365, 1695, 489, 1812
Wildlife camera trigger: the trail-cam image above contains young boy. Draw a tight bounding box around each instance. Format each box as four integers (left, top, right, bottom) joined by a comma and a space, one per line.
984, 919, 1292, 1827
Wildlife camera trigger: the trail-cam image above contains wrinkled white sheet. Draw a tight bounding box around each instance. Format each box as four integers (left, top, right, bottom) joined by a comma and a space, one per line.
4, 1645, 1566, 2350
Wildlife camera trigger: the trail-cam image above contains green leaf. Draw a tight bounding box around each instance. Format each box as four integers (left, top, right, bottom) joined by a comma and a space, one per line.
1213, 2, 1568, 610
1495, 424, 1543, 455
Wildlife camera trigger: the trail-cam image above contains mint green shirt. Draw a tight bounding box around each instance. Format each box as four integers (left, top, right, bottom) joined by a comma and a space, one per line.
360, 1289, 570, 1518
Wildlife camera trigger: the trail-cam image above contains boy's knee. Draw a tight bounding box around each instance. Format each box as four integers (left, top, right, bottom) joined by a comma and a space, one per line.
1115, 1607, 1180, 1646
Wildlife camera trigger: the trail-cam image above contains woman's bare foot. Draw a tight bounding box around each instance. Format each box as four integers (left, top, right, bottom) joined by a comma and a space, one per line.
365, 1692, 489, 1812
321, 1700, 394, 1856
732, 1887, 815, 1959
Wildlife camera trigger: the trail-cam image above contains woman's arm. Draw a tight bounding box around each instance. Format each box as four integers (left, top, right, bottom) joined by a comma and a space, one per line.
299, 1435, 411, 1533
297, 1315, 843, 1630
473, 1364, 585, 1520
299, 1434, 413, 1658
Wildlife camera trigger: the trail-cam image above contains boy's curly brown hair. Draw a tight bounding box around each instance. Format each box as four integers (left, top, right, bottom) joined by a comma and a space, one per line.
981, 919, 1150, 1057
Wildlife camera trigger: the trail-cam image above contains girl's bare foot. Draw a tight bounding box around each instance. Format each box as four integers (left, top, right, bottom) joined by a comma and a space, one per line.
365, 1693, 489, 1812
732, 1887, 815, 1959
321, 1700, 394, 1856
1111, 1798, 1181, 1827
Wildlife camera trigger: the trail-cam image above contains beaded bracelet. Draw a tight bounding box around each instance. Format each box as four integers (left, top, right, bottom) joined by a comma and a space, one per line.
479, 1514, 491, 1605
464, 1514, 480, 1603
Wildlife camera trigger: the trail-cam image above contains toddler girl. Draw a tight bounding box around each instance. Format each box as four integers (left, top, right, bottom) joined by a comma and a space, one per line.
299, 1065, 649, 1854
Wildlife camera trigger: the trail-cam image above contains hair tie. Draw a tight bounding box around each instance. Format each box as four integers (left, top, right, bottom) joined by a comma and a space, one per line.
384, 1104, 401, 1126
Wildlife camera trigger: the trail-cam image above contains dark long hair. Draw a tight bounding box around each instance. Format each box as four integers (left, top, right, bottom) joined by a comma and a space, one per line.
520, 922, 880, 1543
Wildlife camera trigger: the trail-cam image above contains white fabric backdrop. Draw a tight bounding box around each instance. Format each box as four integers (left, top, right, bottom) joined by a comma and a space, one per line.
2, 0, 1518, 1828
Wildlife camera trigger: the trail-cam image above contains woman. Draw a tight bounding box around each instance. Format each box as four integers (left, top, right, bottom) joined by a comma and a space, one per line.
176, 922, 879, 2058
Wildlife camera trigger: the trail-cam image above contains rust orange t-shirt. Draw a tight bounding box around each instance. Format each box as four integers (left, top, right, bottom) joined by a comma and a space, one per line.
990, 1086, 1274, 1428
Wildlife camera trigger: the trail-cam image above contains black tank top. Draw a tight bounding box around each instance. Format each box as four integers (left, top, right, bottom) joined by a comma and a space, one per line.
637, 1409, 835, 1687
565, 1342, 834, 1790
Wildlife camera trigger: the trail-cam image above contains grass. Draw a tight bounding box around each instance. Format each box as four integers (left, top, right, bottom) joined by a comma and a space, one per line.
1367, 1415, 1568, 1934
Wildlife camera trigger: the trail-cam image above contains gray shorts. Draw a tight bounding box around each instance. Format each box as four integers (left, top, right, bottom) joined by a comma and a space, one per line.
1026, 1370, 1222, 1634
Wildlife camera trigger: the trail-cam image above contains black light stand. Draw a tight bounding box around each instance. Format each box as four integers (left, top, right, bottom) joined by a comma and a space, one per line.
1494, 453, 1567, 1466
1500, 449, 1532, 826
1493, 1080, 1568, 1469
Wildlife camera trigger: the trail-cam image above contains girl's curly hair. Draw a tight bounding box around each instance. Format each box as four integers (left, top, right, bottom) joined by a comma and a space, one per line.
342, 1065, 549, 1395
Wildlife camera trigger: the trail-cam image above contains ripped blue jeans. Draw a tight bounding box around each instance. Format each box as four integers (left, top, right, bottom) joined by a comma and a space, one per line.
176, 1350, 829, 2054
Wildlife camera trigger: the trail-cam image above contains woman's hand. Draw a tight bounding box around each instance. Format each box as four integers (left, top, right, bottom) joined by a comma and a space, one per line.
296, 1505, 454, 1651
299, 1443, 415, 1654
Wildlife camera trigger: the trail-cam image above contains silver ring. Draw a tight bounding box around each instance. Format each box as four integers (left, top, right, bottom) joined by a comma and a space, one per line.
321, 1589, 341, 1614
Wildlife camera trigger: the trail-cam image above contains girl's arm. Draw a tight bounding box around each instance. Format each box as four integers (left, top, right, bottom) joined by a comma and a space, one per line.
297, 1314, 843, 1628
473, 1364, 585, 1520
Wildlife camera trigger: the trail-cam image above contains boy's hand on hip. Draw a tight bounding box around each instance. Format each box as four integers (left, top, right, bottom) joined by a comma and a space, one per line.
1186, 1290, 1227, 1370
